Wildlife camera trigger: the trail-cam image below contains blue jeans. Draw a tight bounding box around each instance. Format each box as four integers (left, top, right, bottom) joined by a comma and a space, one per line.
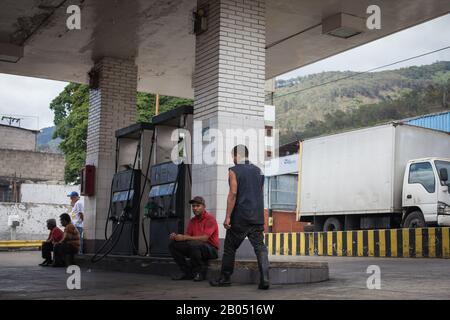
76, 227, 83, 254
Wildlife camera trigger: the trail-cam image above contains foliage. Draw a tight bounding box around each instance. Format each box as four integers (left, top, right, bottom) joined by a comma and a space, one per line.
50, 84, 192, 183
275, 61, 450, 144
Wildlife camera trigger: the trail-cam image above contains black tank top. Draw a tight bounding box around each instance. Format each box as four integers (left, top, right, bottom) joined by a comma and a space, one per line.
229, 161, 265, 225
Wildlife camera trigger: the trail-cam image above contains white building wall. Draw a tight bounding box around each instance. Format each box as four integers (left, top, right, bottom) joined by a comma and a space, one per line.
0, 203, 71, 240
264, 104, 275, 123
20, 183, 81, 205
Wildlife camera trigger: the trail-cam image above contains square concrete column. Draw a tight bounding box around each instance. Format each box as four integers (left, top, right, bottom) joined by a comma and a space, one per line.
84, 57, 137, 249
193, 0, 266, 238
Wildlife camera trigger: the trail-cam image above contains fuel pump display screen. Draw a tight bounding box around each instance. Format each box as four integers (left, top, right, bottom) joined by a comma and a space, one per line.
112, 190, 134, 202
148, 162, 181, 218
149, 183, 176, 197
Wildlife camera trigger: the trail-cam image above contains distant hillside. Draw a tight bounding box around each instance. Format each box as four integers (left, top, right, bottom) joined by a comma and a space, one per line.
275, 61, 450, 143
37, 126, 62, 153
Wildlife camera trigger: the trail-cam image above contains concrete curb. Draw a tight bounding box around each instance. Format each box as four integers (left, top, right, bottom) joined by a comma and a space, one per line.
0, 240, 44, 249
75, 254, 329, 285
266, 227, 450, 258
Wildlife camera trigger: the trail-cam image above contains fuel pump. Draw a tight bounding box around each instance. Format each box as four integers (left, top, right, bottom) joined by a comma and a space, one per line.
91, 123, 154, 262
146, 161, 187, 256
91, 105, 192, 262
108, 169, 141, 255
145, 105, 193, 257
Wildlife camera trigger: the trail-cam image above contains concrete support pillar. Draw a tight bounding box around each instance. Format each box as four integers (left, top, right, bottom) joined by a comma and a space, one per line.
84, 57, 137, 249
193, 0, 266, 238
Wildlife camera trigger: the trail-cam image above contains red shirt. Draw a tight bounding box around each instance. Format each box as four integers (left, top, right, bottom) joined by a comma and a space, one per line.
48, 227, 64, 244
187, 211, 219, 250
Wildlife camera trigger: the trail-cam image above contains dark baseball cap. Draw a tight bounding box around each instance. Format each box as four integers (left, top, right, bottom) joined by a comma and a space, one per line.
189, 196, 205, 205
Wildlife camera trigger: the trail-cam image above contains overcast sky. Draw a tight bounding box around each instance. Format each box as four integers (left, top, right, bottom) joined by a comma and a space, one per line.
0, 75, 66, 130
278, 13, 450, 79
0, 14, 449, 130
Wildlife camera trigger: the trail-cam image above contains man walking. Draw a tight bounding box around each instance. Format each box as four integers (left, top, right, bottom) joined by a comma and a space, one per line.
169, 196, 219, 281
68, 191, 84, 254
210, 145, 270, 290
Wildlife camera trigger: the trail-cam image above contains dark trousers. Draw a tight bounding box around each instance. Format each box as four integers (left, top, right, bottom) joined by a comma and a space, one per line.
53, 242, 78, 266
169, 240, 218, 275
221, 224, 269, 278
41, 241, 54, 261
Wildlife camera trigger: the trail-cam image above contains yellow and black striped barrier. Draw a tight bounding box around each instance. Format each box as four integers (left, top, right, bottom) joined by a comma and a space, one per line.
0, 240, 44, 249
265, 227, 450, 258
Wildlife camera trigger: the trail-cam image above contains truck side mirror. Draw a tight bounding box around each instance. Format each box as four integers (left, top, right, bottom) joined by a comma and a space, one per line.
439, 168, 448, 182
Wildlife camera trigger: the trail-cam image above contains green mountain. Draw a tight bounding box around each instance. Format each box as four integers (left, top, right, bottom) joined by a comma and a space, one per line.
274, 61, 450, 144
37, 126, 62, 153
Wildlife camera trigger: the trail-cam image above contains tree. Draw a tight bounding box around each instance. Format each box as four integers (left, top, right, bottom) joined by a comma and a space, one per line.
432, 71, 450, 108
51, 83, 192, 183
50, 83, 89, 183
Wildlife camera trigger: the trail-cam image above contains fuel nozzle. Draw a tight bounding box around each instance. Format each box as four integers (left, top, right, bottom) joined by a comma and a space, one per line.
145, 201, 163, 218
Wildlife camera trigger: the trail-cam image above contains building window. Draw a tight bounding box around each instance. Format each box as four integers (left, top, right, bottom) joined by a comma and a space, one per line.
265, 126, 273, 137
0, 185, 12, 202
266, 150, 272, 159
0, 182, 20, 203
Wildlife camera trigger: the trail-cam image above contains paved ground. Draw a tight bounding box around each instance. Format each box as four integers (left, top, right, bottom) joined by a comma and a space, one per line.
1, 250, 449, 299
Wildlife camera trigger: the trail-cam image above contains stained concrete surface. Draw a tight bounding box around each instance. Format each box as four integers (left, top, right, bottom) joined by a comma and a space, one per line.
74, 254, 329, 285
1, 251, 450, 300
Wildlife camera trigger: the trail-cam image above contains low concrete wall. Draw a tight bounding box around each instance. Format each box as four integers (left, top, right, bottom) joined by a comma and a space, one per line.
266, 228, 450, 258
20, 183, 81, 205
0, 202, 70, 240
0, 149, 65, 182
0, 125, 37, 151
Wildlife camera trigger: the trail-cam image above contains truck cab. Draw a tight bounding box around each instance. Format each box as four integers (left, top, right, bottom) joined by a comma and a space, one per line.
402, 157, 450, 228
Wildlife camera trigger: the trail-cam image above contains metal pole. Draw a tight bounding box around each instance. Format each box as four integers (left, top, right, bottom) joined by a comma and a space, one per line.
296, 141, 303, 222
10, 226, 16, 241
268, 176, 273, 233
155, 94, 160, 115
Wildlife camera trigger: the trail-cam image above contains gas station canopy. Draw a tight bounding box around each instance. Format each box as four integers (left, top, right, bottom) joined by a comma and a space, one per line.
0, 0, 449, 98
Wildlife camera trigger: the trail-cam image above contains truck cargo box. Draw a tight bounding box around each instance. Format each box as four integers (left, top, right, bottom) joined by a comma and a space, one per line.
298, 123, 450, 218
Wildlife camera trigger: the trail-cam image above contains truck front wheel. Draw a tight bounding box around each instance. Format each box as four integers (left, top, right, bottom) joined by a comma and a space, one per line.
403, 211, 426, 228
323, 217, 343, 231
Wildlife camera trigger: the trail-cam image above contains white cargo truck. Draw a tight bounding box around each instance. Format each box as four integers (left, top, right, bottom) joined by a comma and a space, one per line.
297, 123, 450, 231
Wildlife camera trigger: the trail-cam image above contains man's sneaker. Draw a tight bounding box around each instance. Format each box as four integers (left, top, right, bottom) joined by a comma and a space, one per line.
258, 280, 270, 290
39, 259, 51, 267
171, 273, 194, 280
209, 275, 231, 287
193, 273, 205, 282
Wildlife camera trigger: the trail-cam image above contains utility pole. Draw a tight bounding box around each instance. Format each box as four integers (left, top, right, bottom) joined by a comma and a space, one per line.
1, 116, 21, 127
155, 94, 160, 115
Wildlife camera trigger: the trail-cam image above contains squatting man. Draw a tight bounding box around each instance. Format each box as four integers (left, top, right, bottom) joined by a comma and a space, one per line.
169, 144, 270, 290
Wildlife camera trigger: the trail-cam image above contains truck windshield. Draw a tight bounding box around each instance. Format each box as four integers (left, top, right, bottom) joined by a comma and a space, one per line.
435, 160, 450, 182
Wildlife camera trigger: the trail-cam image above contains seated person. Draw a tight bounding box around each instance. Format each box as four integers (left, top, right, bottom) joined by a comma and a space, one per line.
52, 213, 80, 267
39, 219, 64, 266
169, 196, 219, 281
